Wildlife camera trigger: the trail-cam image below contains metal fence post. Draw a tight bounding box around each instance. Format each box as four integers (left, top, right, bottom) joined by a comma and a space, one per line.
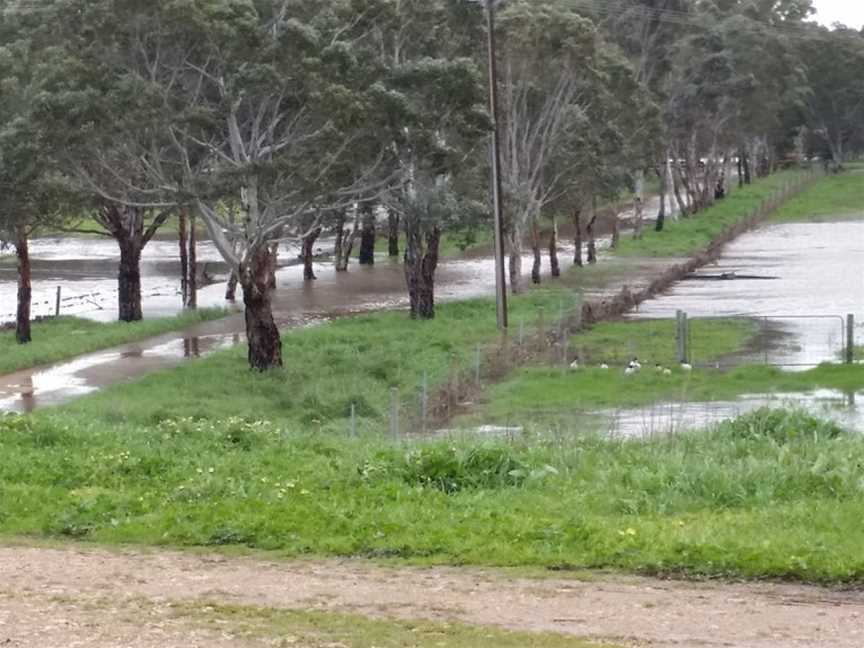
675, 310, 684, 363
350, 402, 357, 437
682, 311, 689, 364
847, 314, 855, 364
55, 286, 62, 317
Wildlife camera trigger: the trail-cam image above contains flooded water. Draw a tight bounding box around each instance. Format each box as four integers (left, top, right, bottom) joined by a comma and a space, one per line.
602, 389, 864, 439
634, 219, 864, 366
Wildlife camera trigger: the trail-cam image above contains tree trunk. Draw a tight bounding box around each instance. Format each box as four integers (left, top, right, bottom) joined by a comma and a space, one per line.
586, 197, 598, 265
15, 227, 31, 345
507, 230, 522, 294
179, 211, 189, 305
302, 225, 322, 281
241, 247, 283, 371
671, 163, 689, 218
742, 150, 752, 185
387, 210, 400, 258
266, 242, 279, 291
530, 219, 542, 284
187, 213, 197, 309
632, 169, 644, 239
573, 208, 583, 267
548, 215, 560, 278
225, 271, 239, 301
737, 152, 745, 188
655, 164, 667, 232
610, 215, 620, 249
404, 222, 440, 320
358, 203, 376, 266
335, 210, 359, 272
118, 240, 143, 322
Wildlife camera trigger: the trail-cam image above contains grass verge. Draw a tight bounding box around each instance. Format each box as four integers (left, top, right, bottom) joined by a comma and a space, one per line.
612, 170, 807, 257
1, 408, 863, 583
179, 602, 620, 648
772, 172, 864, 222
0, 310, 227, 375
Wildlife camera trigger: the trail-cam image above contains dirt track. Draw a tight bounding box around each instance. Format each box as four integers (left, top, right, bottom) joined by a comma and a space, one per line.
1, 545, 863, 647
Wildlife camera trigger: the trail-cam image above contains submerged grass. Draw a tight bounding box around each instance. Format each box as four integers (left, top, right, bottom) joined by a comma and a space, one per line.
0, 310, 227, 375
1, 407, 863, 583
612, 170, 806, 257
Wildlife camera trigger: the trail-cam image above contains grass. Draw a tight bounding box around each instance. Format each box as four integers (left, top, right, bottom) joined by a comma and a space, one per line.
0, 310, 227, 375
772, 172, 864, 222
2, 407, 864, 583
55, 289, 579, 429
464, 318, 864, 425
179, 602, 619, 648
612, 170, 807, 257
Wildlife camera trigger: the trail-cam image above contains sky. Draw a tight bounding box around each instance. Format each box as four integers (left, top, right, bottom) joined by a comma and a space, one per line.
811, 0, 864, 29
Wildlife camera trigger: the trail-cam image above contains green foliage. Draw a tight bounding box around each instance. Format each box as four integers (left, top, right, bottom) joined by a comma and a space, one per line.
2, 408, 864, 583
0, 310, 226, 375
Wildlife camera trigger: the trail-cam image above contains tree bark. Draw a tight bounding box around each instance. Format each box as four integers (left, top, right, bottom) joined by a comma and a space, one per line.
334, 209, 359, 272
358, 203, 376, 266
586, 197, 598, 265
742, 150, 752, 185
387, 210, 400, 258
15, 226, 31, 345
530, 219, 542, 284
266, 242, 279, 291
632, 169, 645, 239
404, 222, 440, 320
97, 204, 169, 322
670, 163, 689, 218
118, 239, 143, 322
737, 152, 745, 188
507, 229, 522, 294
302, 225, 322, 281
179, 211, 189, 305
573, 208, 583, 267
225, 271, 239, 301
187, 213, 198, 309
548, 215, 560, 278
241, 246, 282, 371
610, 215, 620, 249
655, 164, 667, 232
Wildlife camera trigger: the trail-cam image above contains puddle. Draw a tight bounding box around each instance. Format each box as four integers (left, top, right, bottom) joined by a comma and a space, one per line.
601, 389, 864, 439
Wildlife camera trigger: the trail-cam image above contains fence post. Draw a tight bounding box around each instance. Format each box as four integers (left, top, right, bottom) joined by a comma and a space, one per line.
676, 310, 684, 363
350, 402, 357, 437
474, 344, 482, 385
518, 319, 525, 346
847, 314, 855, 364
682, 311, 689, 364
389, 387, 399, 439
55, 286, 62, 317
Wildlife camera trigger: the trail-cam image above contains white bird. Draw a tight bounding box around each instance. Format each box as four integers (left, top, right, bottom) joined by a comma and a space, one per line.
655, 364, 664, 372
569, 359, 580, 370
600, 363, 609, 370
630, 357, 642, 370
680, 362, 693, 371
624, 366, 637, 376
663, 368, 672, 376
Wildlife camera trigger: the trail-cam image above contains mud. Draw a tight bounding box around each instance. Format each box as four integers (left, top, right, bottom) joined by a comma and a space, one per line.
1, 545, 863, 648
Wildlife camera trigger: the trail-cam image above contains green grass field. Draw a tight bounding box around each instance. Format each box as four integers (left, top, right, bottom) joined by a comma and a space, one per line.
0, 310, 227, 375
772, 172, 864, 222
1, 407, 863, 583
612, 170, 808, 257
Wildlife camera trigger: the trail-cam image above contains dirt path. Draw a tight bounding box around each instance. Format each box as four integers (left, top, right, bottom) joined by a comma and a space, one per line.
1, 545, 862, 647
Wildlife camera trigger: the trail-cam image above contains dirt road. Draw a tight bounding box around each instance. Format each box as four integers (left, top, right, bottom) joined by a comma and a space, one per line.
1, 545, 862, 647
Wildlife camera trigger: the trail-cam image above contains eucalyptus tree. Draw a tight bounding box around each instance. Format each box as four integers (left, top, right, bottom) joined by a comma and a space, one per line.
799, 25, 864, 164
40, 0, 398, 369
344, 0, 488, 318
0, 0, 69, 343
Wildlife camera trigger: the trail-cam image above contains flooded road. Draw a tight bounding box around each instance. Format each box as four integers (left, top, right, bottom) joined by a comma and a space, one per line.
634, 219, 864, 366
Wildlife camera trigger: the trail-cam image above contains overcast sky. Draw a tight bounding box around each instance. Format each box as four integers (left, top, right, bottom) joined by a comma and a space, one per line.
811, 0, 864, 29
